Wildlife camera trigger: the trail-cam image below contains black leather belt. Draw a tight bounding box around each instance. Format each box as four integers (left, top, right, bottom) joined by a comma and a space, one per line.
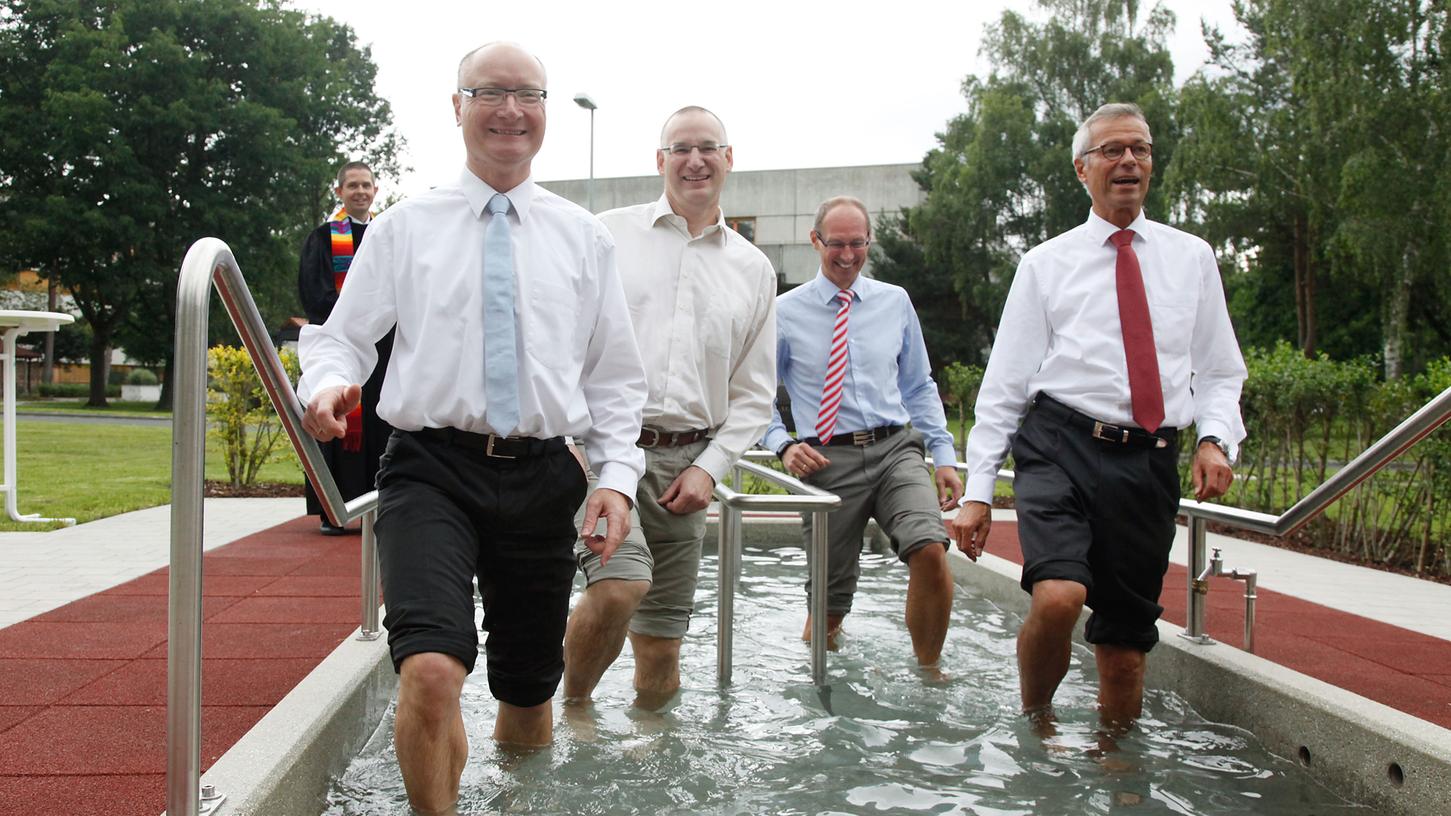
412, 427, 566, 459
1032, 394, 1176, 449
637, 427, 710, 448
803, 425, 904, 447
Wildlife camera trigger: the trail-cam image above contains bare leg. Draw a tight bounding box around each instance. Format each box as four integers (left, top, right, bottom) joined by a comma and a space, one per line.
1017, 579, 1087, 715
563, 578, 650, 700
801, 612, 846, 651
629, 631, 683, 708
394, 653, 468, 816
495, 699, 553, 746
904, 543, 953, 666
1094, 643, 1148, 728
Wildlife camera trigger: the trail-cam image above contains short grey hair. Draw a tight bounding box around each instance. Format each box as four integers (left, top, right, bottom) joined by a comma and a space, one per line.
813, 196, 872, 238
1071, 102, 1150, 161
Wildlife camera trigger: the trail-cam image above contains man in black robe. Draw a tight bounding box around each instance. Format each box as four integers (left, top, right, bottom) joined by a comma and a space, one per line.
298, 160, 394, 534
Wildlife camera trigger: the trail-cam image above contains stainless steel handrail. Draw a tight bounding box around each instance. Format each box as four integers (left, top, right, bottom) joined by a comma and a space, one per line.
170, 238, 382, 816
713, 456, 841, 687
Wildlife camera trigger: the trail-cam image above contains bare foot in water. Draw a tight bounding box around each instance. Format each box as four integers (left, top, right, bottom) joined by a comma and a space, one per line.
801, 615, 844, 651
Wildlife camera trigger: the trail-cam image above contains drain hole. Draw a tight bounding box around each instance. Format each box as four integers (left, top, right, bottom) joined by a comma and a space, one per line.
1298, 746, 1312, 766
1387, 762, 1404, 787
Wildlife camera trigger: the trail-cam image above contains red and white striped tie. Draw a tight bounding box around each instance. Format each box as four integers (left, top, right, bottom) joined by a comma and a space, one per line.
816, 290, 854, 443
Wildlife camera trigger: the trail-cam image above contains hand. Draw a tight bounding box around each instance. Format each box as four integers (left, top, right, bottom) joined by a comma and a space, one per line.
579, 488, 631, 566
301, 384, 362, 441
657, 465, 715, 515
782, 443, 830, 479
949, 500, 992, 562
934, 465, 964, 510
1192, 441, 1234, 501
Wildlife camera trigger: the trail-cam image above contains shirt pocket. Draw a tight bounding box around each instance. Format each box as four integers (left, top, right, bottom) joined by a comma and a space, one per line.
524, 278, 583, 370
1148, 295, 1197, 358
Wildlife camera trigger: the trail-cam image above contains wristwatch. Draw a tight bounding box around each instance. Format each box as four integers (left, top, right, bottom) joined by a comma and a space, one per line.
1198, 435, 1231, 461
776, 441, 800, 461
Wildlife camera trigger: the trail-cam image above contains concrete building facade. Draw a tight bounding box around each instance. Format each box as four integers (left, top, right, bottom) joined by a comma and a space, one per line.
541, 162, 922, 286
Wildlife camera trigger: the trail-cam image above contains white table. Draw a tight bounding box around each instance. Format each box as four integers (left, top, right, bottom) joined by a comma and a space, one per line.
0, 310, 77, 525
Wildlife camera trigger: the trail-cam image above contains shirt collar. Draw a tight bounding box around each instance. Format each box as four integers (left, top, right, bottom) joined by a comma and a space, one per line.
649, 194, 727, 244
461, 167, 536, 222
808, 267, 869, 305
1085, 209, 1150, 246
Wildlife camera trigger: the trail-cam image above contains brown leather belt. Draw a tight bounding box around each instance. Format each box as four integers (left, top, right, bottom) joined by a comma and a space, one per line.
412, 427, 566, 459
637, 427, 711, 448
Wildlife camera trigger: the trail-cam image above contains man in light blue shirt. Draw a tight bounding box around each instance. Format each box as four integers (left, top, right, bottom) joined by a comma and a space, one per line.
761, 196, 963, 668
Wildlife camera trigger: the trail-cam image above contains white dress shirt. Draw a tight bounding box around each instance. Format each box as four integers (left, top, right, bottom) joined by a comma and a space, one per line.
299, 168, 648, 498
963, 210, 1247, 504
600, 196, 777, 482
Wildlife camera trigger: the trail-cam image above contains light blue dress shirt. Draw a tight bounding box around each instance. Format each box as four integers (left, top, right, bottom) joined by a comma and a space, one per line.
761, 270, 957, 467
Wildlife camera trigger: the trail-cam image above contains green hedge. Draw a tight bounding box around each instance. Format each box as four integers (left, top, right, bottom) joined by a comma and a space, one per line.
37, 383, 121, 398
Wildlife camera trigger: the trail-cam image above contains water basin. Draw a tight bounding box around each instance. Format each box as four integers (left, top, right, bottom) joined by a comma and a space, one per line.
324, 545, 1365, 815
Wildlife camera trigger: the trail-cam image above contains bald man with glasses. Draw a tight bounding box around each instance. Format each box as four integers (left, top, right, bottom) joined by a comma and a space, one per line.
762, 195, 962, 672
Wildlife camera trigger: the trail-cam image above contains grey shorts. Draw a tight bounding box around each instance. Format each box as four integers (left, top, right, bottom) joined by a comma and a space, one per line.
800, 428, 949, 616
574, 439, 711, 639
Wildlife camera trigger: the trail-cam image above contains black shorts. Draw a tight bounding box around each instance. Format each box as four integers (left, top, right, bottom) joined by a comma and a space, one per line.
1012, 396, 1181, 652
374, 430, 587, 707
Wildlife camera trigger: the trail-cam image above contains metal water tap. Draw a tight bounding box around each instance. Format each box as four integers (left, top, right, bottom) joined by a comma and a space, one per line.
1193, 548, 1259, 653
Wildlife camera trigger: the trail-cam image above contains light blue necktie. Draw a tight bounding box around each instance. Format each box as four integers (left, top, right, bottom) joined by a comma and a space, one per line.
484, 193, 519, 436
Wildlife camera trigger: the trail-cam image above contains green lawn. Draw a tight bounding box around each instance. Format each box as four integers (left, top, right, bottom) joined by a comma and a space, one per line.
17, 399, 172, 419
0, 420, 304, 532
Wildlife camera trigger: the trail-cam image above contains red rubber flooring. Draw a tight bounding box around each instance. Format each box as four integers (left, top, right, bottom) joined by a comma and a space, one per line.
984, 521, 1451, 729
0, 516, 366, 816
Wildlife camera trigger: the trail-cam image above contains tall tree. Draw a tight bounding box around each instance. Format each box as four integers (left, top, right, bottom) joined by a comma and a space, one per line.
1169, 0, 1448, 375
0, 0, 402, 406
873, 0, 1179, 367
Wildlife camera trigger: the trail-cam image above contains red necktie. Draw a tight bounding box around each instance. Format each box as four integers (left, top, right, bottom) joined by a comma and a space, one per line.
1110, 229, 1164, 433
816, 290, 853, 443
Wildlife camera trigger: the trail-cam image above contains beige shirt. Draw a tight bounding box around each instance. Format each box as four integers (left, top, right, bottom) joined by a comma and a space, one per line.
599, 196, 778, 482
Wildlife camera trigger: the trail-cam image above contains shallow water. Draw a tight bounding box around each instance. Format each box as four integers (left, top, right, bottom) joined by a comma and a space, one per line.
323, 546, 1365, 815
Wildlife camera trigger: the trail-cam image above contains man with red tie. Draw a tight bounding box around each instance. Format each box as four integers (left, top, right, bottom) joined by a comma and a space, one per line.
951, 102, 1247, 728
762, 196, 962, 670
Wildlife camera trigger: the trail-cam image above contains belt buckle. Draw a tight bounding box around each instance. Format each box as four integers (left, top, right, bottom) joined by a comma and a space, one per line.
485, 435, 517, 459
1091, 421, 1128, 444
851, 429, 873, 446
639, 428, 661, 448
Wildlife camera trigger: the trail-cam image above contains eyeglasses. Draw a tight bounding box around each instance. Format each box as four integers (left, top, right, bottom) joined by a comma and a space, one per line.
458, 87, 548, 106
661, 142, 728, 157
820, 239, 870, 251
1080, 141, 1152, 161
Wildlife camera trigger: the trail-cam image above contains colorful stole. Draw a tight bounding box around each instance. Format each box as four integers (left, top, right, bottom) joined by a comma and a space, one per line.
327, 207, 365, 452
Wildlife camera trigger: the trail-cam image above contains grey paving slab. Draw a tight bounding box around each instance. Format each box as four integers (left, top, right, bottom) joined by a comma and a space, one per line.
0, 497, 305, 628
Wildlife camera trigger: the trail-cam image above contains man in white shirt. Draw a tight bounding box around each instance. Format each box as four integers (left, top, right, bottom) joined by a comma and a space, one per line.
299, 42, 646, 815
563, 106, 777, 707
951, 102, 1246, 729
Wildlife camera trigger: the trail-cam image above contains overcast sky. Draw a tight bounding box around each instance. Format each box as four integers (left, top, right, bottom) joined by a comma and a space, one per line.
290, 0, 1239, 197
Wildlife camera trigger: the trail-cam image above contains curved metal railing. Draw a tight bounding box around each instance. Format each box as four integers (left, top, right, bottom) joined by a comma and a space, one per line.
713, 458, 841, 686
170, 238, 381, 816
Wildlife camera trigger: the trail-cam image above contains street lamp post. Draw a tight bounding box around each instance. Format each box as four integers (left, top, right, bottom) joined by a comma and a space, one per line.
573, 92, 597, 212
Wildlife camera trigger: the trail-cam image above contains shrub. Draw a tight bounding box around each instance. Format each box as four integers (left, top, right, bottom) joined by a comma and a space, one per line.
37, 383, 120, 398
206, 345, 300, 487
125, 368, 159, 385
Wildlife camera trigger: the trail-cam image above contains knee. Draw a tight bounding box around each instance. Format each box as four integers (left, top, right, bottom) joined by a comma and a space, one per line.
399, 652, 466, 713
1029, 581, 1087, 629
588, 578, 650, 621
1096, 646, 1146, 686
907, 543, 949, 576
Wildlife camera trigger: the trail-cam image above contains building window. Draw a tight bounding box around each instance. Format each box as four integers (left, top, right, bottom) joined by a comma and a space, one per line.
726, 216, 756, 243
